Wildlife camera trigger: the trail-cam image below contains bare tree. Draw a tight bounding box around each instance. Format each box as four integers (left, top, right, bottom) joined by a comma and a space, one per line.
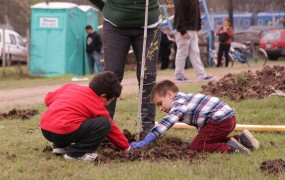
0, 0, 284, 36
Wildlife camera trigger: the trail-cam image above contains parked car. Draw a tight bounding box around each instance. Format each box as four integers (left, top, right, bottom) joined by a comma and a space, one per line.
248, 25, 282, 31
259, 29, 285, 60
0, 29, 27, 66
233, 30, 263, 46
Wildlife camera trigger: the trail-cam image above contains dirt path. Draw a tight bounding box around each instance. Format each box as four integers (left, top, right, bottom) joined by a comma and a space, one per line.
0, 64, 278, 111
0, 74, 169, 110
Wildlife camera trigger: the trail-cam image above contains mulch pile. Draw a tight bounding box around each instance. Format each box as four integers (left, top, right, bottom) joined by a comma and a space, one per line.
0, 108, 39, 120
260, 159, 285, 175
201, 65, 285, 101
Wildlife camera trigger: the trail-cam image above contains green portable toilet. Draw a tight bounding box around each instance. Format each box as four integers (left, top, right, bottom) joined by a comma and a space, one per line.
30, 2, 85, 76
79, 5, 100, 75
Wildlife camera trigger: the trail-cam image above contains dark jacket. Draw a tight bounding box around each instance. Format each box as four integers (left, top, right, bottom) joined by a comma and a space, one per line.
89, 0, 160, 28
86, 31, 102, 54
173, 0, 201, 35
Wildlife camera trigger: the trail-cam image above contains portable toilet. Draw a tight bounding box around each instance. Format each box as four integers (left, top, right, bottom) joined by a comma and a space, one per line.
30, 2, 85, 76
79, 5, 100, 75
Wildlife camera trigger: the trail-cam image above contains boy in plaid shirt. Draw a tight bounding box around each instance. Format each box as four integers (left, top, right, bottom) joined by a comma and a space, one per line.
130, 80, 260, 154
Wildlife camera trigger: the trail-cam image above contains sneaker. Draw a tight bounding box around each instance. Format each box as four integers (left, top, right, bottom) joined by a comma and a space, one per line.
52, 148, 66, 155
200, 76, 215, 82
175, 77, 192, 83
239, 130, 260, 150
227, 137, 251, 154
64, 153, 98, 161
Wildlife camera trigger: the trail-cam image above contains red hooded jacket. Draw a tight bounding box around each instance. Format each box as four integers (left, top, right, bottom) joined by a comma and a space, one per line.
40, 84, 129, 150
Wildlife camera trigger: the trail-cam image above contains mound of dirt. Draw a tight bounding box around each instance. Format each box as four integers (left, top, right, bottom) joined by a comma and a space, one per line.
42, 129, 203, 163
260, 159, 285, 175
201, 65, 285, 101
97, 129, 202, 163
0, 108, 39, 120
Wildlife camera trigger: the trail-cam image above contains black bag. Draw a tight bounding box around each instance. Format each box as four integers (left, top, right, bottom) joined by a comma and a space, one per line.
219, 32, 229, 42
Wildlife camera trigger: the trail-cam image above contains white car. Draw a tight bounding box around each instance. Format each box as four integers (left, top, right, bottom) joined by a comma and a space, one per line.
0, 29, 27, 66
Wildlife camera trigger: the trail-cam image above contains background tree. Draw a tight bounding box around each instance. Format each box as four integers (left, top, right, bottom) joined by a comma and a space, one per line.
0, 0, 284, 36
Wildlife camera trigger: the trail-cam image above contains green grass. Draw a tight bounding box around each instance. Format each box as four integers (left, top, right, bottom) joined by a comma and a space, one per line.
1, 82, 285, 179
1, 63, 285, 179
0, 66, 73, 90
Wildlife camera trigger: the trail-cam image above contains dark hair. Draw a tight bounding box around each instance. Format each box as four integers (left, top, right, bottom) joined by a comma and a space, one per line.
85, 25, 93, 30
150, 80, 179, 102
223, 18, 231, 26
89, 71, 122, 100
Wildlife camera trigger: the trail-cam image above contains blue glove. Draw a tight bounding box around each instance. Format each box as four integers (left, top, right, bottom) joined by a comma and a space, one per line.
130, 134, 156, 150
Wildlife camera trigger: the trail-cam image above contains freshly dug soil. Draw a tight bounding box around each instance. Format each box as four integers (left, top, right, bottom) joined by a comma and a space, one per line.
42, 145, 53, 153
0, 108, 39, 120
42, 129, 203, 163
260, 159, 285, 175
201, 65, 285, 101
97, 129, 202, 163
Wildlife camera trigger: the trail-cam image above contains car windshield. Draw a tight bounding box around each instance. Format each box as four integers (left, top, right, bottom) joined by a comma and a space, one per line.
262, 31, 281, 40
17, 36, 25, 47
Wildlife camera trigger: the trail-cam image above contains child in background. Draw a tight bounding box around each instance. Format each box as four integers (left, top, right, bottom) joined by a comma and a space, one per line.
40, 71, 130, 161
130, 80, 260, 154
159, 26, 175, 70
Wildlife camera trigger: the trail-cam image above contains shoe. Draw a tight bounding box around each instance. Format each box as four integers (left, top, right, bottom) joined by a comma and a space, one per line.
52, 148, 66, 155
239, 130, 260, 150
64, 153, 98, 161
199, 76, 215, 82
175, 77, 192, 83
227, 137, 251, 154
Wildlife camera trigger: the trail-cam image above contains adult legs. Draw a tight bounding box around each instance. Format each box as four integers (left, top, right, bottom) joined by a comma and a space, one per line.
217, 43, 230, 67
224, 44, 231, 67
103, 21, 132, 119
92, 52, 103, 73
217, 44, 224, 67
103, 20, 160, 131
41, 117, 111, 157
132, 26, 161, 131
187, 31, 206, 79
174, 31, 190, 79
87, 53, 95, 74
189, 116, 238, 153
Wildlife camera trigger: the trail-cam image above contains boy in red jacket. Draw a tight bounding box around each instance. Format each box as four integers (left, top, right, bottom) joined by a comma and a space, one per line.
40, 71, 130, 161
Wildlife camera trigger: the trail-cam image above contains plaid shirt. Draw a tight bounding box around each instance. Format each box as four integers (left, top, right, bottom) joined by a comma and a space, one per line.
150, 92, 235, 139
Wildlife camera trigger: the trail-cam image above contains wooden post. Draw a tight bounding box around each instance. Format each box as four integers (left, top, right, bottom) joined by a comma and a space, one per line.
137, 0, 149, 139
2, 28, 6, 77
155, 122, 285, 131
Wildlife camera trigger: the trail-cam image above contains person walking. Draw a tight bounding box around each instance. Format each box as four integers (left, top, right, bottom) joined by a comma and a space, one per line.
89, 0, 161, 132
85, 25, 103, 74
216, 18, 234, 67
173, 0, 214, 83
